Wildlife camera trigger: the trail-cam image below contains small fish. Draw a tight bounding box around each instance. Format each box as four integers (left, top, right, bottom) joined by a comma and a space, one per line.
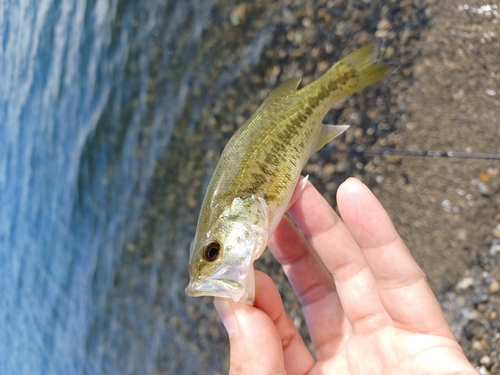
185, 44, 392, 304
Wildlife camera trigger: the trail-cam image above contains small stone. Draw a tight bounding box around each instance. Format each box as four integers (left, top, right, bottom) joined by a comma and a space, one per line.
324, 42, 333, 54
495, 212, 500, 222
235, 115, 246, 126
490, 281, 500, 294
317, 8, 332, 23
322, 163, 336, 177
282, 8, 297, 25
453, 89, 465, 101
335, 21, 348, 36
364, 107, 376, 119
490, 240, 500, 256
490, 311, 497, 319
472, 340, 483, 351
220, 124, 233, 133
457, 276, 474, 290
335, 159, 348, 173
457, 229, 467, 241
400, 28, 411, 44
375, 29, 389, 38
348, 112, 362, 126
480, 355, 491, 365
230, 4, 247, 25
493, 228, 500, 239
384, 46, 395, 58
385, 155, 403, 164
357, 32, 370, 45
456, 296, 467, 307
317, 61, 329, 73
377, 19, 392, 31
302, 17, 312, 28
475, 181, 491, 196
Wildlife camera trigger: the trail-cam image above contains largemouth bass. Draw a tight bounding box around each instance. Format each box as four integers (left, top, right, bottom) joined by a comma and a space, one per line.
186, 44, 392, 304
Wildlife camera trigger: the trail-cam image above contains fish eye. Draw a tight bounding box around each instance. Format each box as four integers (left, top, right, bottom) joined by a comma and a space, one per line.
202, 241, 221, 262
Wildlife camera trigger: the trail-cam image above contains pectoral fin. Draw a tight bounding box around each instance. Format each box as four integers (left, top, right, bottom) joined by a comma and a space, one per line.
315, 125, 349, 152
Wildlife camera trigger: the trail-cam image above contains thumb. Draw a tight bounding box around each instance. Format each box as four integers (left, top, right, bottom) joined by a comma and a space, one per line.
214, 297, 286, 375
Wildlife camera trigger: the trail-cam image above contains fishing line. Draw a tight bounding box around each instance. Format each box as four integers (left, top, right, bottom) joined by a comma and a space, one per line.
330, 147, 500, 160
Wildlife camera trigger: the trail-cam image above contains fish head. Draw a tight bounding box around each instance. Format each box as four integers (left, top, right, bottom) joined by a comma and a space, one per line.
185, 195, 269, 304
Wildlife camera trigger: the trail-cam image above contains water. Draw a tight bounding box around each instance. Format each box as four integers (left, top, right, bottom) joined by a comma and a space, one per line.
0, 0, 275, 373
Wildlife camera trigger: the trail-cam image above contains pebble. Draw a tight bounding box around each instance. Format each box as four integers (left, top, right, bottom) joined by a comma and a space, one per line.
230, 4, 247, 25
375, 29, 389, 38
472, 340, 485, 351
375, 18, 393, 38
384, 45, 395, 58
317, 61, 329, 73
335, 159, 348, 173
377, 19, 392, 31
480, 355, 491, 365
282, 8, 297, 25
493, 228, 500, 239
457, 277, 475, 290
490, 281, 500, 294
322, 163, 336, 177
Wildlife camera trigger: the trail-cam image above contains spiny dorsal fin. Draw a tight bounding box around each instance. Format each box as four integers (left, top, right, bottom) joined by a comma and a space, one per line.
315, 125, 349, 152
264, 79, 302, 103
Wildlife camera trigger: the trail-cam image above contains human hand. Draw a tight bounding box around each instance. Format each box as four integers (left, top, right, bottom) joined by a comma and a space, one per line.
214, 178, 478, 375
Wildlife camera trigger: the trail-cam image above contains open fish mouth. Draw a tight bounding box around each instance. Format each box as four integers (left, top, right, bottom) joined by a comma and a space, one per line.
185, 278, 247, 302
185, 265, 254, 304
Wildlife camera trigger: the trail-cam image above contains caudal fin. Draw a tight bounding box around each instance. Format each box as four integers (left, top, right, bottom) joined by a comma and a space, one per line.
334, 44, 394, 95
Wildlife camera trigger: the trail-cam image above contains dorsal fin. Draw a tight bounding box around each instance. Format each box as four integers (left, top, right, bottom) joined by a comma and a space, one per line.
263, 79, 301, 103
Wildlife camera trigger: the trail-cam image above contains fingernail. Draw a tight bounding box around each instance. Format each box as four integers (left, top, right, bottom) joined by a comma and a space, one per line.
214, 298, 238, 336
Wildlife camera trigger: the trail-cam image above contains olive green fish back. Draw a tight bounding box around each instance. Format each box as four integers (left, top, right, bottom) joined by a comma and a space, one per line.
197, 44, 392, 236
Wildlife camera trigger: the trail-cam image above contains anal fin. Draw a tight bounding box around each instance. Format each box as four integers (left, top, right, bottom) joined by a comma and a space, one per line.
315, 125, 349, 152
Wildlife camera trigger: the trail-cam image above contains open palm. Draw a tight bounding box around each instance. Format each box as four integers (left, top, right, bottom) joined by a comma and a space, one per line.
214, 178, 477, 375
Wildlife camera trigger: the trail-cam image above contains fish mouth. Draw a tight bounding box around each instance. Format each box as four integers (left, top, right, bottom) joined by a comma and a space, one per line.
185, 265, 255, 304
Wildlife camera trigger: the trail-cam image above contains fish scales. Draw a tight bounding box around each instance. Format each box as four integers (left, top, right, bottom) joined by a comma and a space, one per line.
186, 44, 392, 304
207, 61, 363, 219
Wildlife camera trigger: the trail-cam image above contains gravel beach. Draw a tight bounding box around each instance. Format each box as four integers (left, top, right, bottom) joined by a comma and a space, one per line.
197, 1, 500, 372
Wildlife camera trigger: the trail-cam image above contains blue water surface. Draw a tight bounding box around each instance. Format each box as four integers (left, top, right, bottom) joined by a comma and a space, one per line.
0, 0, 274, 373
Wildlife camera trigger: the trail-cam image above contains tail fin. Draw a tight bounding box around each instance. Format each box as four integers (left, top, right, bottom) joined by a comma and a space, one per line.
330, 44, 394, 95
